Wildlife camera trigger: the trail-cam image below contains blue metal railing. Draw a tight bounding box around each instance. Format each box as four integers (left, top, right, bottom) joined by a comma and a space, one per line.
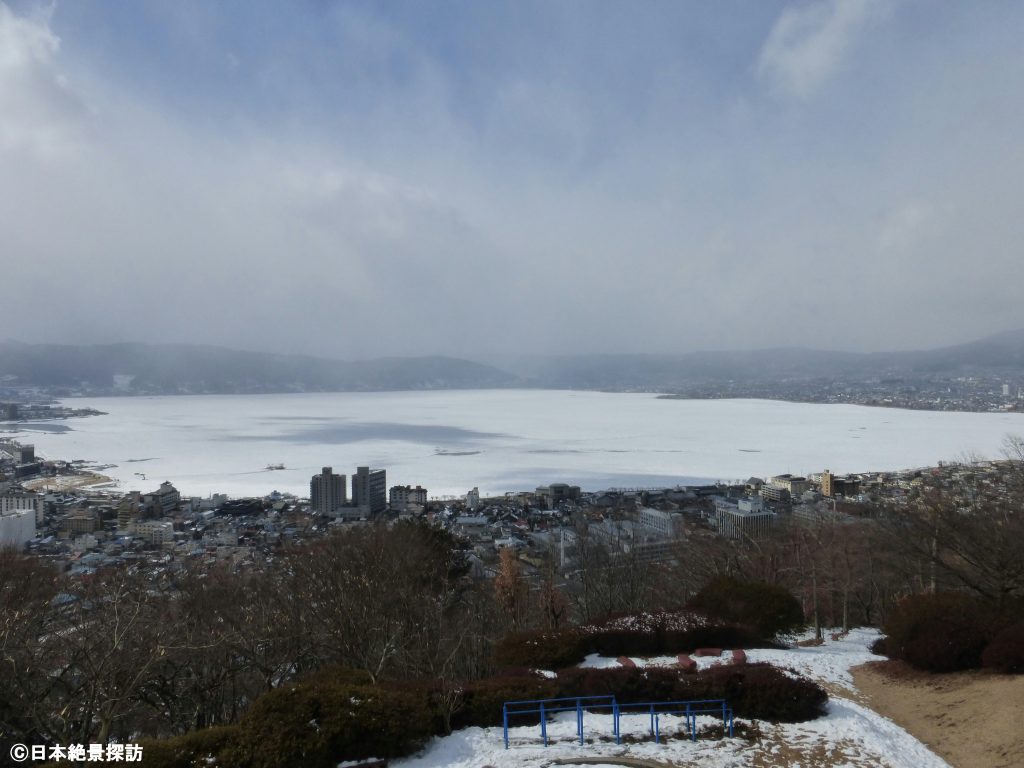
501, 695, 733, 748
613, 699, 734, 744
502, 696, 617, 748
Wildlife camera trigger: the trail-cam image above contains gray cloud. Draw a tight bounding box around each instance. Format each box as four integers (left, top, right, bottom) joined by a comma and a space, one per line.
1, 1, 1022, 359
756, 0, 895, 99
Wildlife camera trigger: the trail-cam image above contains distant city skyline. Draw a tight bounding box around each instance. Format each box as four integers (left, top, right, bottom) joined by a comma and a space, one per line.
2, 0, 1022, 358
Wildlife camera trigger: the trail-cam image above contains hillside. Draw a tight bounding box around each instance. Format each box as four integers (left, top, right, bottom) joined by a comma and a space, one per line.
3, 329, 1024, 397
497, 330, 1024, 389
0, 341, 519, 394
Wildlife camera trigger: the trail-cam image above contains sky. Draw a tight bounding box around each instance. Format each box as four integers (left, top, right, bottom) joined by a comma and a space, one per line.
1, 0, 1023, 360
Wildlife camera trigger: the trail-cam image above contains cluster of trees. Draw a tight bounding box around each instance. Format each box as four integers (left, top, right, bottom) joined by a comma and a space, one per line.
0, 521, 500, 746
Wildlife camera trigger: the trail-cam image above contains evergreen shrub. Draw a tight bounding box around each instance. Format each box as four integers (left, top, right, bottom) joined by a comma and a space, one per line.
219, 678, 437, 768
493, 628, 588, 669
451, 673, 558, 729
981, 621, 1024, 674
687, 576, 804, 640
883, 592, 997, 673
553, 663, 827, 722
136, 725, 239, 768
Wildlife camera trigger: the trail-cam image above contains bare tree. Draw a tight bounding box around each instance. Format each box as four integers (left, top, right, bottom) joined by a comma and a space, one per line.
493, 548, 528, 630
0, 548, 60, 743
882, 451, 1024, 607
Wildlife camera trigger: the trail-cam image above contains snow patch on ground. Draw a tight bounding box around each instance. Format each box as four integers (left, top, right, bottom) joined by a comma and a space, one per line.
578, 653, 622, 669
745, 627, 886, 689
578, 627, 885, 687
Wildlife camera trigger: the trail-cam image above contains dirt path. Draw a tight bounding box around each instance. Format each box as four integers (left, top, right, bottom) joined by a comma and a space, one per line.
851, 661, 1024, 768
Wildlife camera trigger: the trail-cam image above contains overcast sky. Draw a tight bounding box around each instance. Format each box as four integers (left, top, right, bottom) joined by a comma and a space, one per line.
2, 0, 1022, 359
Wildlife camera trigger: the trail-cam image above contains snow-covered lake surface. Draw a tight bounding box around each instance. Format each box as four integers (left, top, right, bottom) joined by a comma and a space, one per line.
8, 390, 1024, 498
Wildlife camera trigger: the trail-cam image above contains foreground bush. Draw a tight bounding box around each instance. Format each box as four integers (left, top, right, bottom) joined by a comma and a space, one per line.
700, 663, 828, 722
452, 673, 558, 730
493, 628, 588, 669
136, 726, 239, 768
884, 592, 997, 673
869, 636, 888, 656
219, 676, 438, 768
687, 576, 804, 640
982, 621, 1024, 674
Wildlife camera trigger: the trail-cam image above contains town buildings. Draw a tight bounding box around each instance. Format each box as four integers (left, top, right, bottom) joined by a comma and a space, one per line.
821, 469, 861, 498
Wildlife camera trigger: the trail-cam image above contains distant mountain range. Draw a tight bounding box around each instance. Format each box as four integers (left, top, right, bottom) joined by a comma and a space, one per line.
0, 341, 519, 395
501, 329, 1024, 390
2, 331, 1023, 396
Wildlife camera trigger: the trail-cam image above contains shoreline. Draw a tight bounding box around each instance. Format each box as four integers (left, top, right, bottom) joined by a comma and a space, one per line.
6, 386, 1020, 415
22, 470, 118, 493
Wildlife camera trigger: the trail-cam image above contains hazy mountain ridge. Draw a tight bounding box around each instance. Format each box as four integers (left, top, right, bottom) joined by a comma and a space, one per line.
0, 341, 519, 394
502, 330, 1024, 388
1, 331, 1023, 396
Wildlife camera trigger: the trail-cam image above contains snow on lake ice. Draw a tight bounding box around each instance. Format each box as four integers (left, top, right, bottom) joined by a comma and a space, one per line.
11, 390, 1024, 498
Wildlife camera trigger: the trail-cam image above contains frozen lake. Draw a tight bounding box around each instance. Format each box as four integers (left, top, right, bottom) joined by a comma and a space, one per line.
7, 390, 1024, 498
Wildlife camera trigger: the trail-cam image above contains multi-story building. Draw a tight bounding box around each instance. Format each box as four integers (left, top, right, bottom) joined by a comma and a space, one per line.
0, 507, 35, 547
389, 485, 427, 512
134, 519, 174, 546
535, 483, 581, 509
637, 507, 683, 538
143, 481, 180, 516
61, 510, 100, 537
821, 469, 860, 498
310, 467, 347, 516
759, 484, 790, 503
714, 496, 775, 539
768, 474, 810, 497
116, 492, 142, 529
352, 466, 386, 516
466, 487, 480, 511
1, 491, 46, 525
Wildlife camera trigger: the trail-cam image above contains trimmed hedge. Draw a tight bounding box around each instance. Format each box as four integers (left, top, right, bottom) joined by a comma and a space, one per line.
687, 576, 804, 640
553, 663, 827, 723
884, 592, 998, 673
982, 621, 1024, 674
584, 624, 759, 657
493, 612, 763, 672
